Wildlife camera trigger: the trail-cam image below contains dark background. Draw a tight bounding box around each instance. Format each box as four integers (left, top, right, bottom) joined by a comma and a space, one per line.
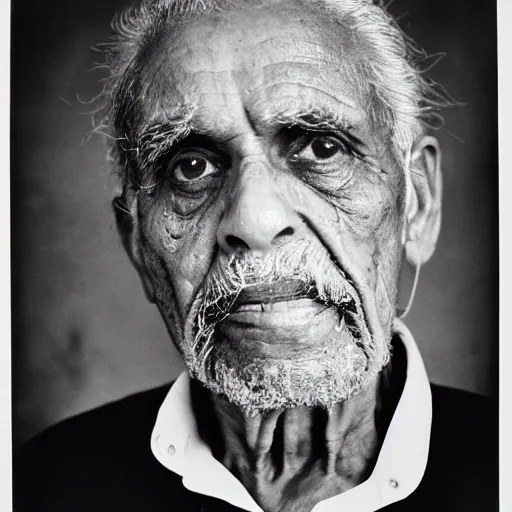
11, 0, 498, 447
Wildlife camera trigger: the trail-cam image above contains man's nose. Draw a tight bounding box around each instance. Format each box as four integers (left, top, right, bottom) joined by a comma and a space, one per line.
217, 167, 301, 254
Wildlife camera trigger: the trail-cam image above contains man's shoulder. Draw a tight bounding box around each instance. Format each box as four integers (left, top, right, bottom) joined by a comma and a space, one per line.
19, 383, 172, 453
429, 383, 498, 470
383, 383, 498, 512
13, 383, 192, 512
430, 381, 495, 413
429, 382, 497, 447
404, 383, 497, 511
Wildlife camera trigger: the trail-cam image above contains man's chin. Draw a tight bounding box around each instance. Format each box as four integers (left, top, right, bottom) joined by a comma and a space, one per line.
185, 327, 379, 415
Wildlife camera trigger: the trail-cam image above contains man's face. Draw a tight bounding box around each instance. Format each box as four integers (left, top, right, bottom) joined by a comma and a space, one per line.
126, 2, 408, 413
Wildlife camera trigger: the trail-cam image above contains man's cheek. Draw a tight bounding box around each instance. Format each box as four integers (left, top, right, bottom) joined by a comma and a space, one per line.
326, 177, 402, 327
334, 171, 396, 234
366, 198, 403, 327
141, 199, 223, 317
142, 193, 214, 248
146, 208, 184, 253
371, 232, 402, 327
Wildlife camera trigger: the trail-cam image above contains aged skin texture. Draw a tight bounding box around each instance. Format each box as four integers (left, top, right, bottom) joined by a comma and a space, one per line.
114, 2, 442, 511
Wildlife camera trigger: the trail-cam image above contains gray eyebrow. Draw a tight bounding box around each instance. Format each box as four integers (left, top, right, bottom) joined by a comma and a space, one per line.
134, 121, 192, 173
128, 102, 197, 176
277, 110, 351, 133
256, 105, 355, 136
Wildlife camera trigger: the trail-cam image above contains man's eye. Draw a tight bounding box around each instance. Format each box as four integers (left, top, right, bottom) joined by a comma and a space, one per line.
309, 137, 340, 159
292, 135, 347, 162
169, 152, 220, 183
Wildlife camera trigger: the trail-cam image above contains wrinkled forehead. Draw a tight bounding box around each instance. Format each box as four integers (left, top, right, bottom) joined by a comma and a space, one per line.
135, 2, 375, 139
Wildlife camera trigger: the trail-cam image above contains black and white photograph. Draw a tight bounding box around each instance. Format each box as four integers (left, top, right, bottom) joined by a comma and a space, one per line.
10, 0, 503, 510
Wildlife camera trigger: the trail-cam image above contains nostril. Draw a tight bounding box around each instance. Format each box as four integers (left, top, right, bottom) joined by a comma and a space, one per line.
225, 235, 250, 250
276, 226, 294, 239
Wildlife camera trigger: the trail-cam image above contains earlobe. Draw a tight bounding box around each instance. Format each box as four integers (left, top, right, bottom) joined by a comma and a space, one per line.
403, 135, 442, 266
113, 194, 156, 303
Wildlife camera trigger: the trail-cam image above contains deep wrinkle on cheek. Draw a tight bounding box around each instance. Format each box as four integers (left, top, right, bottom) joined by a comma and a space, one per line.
372, 236, 402, 325
161, 211, 186, 250
140, 209, 218, 330
338, 167, 399, 236
299, 159, 360, 200
138, 193, 180, 245
161, 200, 215, 250
167, 187, 225, 259
361, 186, 403, 321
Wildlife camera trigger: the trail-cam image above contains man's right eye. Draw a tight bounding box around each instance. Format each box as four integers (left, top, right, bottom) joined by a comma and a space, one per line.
166, 149, 224, 187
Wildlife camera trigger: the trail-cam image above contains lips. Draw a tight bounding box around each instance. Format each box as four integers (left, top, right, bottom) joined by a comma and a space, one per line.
227, 280, 327, 330
229, 296, 328, 325
232, 280, 316, 306
234, 297, 321, 313
213, 279, 350, 350
218, 302, 341, 351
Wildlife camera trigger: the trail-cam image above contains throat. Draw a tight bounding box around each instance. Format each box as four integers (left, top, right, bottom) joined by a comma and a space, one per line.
191, 375, 388, 512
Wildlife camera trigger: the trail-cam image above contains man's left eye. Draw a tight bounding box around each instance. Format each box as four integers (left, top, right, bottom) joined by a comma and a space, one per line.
291, 135, 349, 163
307, 137, 340, 159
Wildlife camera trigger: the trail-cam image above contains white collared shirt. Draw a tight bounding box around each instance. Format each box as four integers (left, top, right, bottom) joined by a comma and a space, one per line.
151, 319, 432, 512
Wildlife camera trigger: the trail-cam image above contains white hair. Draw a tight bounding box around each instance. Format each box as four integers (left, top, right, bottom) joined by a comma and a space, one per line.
99, 0, 447, 185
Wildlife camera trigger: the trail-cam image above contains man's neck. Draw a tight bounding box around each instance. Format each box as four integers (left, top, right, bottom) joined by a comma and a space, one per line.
191, 368, 400, 512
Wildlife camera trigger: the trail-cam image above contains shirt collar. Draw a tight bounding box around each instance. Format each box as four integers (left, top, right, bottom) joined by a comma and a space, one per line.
151, 318, 432, 512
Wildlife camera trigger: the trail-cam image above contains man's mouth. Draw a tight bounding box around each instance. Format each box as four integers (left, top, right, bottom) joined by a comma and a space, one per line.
214, 279, 361, 348
232, 280, 316, 305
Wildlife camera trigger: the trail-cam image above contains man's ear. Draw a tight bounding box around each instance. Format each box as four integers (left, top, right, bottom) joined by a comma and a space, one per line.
403, 135, 442, 266
113, 195, 155, 303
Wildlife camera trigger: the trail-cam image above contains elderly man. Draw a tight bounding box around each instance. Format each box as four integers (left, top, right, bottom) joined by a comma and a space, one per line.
14, 0, 497, 511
